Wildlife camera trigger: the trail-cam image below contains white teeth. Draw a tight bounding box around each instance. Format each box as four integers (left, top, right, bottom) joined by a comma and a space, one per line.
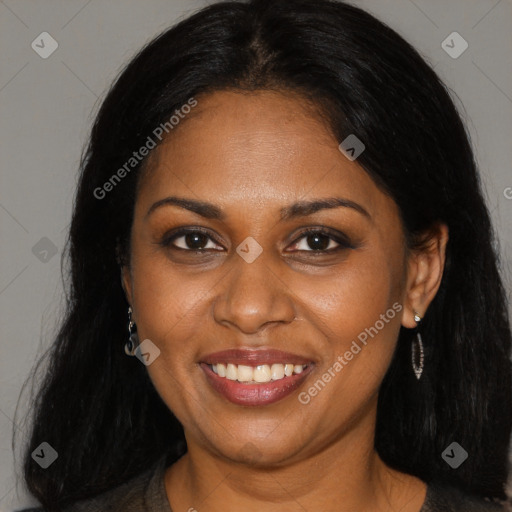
210, 363, 308, 383
254, 365, 272, 383
237, 365, 254, 382
271, 364, 284, 380
226, 363, 237, 380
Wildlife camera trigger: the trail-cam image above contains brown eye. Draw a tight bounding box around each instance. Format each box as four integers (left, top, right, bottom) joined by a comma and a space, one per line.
301, 232, 335, 251
160, 228, 223, 251
288, 228, 353, 253
178, 232, 210, 250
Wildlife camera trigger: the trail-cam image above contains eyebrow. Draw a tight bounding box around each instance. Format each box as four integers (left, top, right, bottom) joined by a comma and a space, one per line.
145, 195, 371, 221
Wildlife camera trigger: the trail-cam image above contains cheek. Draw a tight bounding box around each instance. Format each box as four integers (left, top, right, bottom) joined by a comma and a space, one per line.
131, 243, 211, 326
302, 252, 400, 340
294, 267, 402, 424
129, 258, 214, 423
297, 250, 403, 396
129, 258, 215, 418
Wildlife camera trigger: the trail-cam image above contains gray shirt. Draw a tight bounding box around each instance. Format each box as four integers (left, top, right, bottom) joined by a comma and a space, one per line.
19, 455, 508, 511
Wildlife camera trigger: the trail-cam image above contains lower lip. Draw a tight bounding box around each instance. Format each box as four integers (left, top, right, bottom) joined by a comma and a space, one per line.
200, 363, 313, 406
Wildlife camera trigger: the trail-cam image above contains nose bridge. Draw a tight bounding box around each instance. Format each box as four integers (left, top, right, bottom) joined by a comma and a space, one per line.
213, 244, 296, 334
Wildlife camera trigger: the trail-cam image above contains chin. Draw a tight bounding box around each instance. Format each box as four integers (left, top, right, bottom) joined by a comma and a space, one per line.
209, 434, 305, 468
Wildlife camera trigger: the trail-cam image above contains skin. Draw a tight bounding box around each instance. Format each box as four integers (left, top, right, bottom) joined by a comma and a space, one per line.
121, 89, 449, 511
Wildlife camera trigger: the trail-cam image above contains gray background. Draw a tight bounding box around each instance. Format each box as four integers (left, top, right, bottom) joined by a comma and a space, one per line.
1, 0, 511, 510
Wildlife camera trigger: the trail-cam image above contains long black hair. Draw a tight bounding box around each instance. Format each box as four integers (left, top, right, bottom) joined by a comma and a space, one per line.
15, 0, 512, 508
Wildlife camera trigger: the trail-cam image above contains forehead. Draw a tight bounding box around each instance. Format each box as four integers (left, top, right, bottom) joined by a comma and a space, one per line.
136, 89, 393, 221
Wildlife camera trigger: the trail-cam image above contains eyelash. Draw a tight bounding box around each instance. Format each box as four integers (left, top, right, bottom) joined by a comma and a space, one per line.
157, 227, 353, 254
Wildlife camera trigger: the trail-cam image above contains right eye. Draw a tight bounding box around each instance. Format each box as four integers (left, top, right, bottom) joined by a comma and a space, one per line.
159, 228, 224, 252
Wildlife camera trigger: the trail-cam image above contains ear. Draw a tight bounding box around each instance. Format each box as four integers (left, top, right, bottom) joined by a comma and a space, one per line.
401, 222, 449, 328
121, 264, 133, 306
116, 238, 133, 306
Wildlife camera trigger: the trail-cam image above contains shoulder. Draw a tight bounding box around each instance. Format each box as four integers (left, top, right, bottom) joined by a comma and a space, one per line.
422, 482, 510, 512
16, 457, 168, 512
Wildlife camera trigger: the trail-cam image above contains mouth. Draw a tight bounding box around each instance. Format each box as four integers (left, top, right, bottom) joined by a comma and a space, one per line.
200, 349, 315, 406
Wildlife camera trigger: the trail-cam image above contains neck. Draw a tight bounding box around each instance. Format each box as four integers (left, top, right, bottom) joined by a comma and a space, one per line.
165, 406, 426, 511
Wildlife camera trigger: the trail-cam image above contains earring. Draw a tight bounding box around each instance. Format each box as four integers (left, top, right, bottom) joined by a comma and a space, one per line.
124, 306, 139, 356
411, 310, 424, 380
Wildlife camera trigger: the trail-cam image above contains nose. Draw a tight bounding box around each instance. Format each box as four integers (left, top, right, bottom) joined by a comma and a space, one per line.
213, 249, 297, 335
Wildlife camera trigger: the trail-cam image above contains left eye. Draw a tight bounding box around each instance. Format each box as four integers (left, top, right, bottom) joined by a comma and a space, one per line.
289, 230, 346, 252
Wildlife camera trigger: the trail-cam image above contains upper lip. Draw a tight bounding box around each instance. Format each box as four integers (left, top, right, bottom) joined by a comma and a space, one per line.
201, 348, 313, 366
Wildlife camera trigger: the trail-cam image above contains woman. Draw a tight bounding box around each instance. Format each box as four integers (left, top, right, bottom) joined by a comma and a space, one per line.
15, 0, 512, 510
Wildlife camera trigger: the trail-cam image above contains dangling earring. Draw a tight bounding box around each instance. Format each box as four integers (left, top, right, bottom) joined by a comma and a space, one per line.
125, 306, 139, 356
411, 310, 424, 380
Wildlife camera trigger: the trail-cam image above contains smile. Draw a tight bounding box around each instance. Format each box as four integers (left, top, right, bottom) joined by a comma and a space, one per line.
199, 349, 315, 406
209, 362, 309, 383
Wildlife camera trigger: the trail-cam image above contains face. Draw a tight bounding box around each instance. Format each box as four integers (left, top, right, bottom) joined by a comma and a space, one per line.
122, 89, 415, 466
